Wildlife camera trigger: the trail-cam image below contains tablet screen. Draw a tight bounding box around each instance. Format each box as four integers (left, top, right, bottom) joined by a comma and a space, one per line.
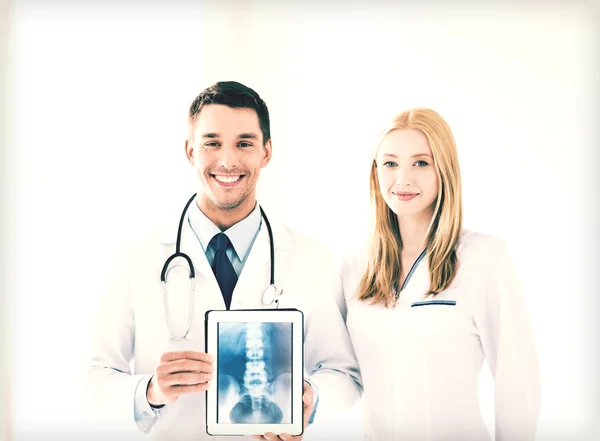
217, 322, 293, 424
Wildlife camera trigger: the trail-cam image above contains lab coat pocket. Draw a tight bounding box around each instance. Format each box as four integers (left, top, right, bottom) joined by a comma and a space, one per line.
411, 299, 457, 307
408, 294, 462, 336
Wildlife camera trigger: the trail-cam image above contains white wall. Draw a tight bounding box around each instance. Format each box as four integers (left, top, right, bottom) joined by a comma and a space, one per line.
9, 1, 599, 440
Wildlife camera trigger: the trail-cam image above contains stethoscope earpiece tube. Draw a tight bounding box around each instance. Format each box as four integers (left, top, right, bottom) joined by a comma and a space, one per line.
161, 252, 195, 282
259, 206, 275, 286
160, 193, 197, 283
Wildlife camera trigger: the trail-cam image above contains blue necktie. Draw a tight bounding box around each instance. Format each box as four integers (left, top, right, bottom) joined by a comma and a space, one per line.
209, 233, 238, 310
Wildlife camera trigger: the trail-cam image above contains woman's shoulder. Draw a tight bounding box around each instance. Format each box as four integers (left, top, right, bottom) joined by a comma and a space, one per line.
457, 228, 510, 264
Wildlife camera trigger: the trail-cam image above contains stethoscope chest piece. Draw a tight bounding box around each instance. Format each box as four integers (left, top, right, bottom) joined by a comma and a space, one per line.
261, 284, 283, 308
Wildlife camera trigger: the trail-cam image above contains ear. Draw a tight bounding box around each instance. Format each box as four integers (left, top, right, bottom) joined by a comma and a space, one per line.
260, 139, 273, 168
185, 139, 194, 165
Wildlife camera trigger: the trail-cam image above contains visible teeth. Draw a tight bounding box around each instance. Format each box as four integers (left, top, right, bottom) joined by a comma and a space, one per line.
215, 175, 240, 183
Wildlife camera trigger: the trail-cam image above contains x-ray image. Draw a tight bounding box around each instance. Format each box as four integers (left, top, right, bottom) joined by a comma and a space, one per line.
217, 322, 293, 424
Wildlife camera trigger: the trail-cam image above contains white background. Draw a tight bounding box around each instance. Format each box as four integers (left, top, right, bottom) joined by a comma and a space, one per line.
4, 1, 599, 440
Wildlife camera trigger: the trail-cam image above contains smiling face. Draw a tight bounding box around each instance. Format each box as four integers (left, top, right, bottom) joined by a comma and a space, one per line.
375, 128, 439, 221
185, 104, 272, 217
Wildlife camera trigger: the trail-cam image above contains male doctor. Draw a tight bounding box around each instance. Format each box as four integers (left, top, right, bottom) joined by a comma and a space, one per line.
84, 81, 362, 441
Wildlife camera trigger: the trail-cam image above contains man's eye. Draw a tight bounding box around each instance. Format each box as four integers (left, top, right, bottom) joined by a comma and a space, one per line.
238, 142, 252, 147
205, 142, 220, 147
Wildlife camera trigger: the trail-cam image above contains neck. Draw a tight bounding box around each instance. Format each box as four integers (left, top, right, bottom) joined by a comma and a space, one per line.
397, 208, 434, 255
197, 194, 257, 231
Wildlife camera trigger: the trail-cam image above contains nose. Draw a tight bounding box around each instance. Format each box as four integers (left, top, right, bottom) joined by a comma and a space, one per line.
217, 144, 239, 170
393, 166, 414, 187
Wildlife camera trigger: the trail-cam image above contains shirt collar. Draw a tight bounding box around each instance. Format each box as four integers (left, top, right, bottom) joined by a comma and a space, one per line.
188, 200, 262, 261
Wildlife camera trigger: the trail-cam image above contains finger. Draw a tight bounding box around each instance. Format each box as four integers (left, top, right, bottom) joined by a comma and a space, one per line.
251, 436, 266, 440
302, 384, 313, 406
158, 359, 215, 376
261, 433, 280, 441
302, 392, 313, 406
160, 351, 190, 362
174, 359, 215, 373
184, 350, 214, 362
164, 371, 213, 387
169, 359, 215, 374
302, 381, 313, 396
166, 382, 209, 398
160, 351, 214, 363
279, 433, 293, 441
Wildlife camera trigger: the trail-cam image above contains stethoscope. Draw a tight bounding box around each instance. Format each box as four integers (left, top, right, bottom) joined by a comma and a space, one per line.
160, 193, 283, 340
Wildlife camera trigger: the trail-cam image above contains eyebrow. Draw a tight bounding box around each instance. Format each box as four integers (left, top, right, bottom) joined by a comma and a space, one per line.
200, 132, 259, 140
381, 153, 433, 159
238, 133, 259, 140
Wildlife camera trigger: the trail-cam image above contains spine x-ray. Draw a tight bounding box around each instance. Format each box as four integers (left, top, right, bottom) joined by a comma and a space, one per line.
217, 322, 293, 424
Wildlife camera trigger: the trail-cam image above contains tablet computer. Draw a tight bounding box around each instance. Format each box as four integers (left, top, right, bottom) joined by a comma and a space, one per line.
205, 309, 304, 437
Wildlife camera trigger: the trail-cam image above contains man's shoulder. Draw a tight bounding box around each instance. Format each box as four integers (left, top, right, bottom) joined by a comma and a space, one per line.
281, 224, 333, 254
115, 217, 174, 264
270, 219, 334, 259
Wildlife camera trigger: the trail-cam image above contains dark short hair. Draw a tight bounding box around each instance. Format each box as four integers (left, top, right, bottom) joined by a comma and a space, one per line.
188, 81, 271, 144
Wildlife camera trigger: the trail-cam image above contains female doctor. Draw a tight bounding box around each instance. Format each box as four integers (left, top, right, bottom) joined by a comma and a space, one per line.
338, 108, 541, 441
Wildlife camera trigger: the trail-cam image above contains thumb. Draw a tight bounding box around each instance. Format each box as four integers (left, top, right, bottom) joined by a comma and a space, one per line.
303, 389, 313, 406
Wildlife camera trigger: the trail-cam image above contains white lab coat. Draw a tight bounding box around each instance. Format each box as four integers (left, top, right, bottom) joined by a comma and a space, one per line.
84, 204, 363, 441
338, 229, 540, 441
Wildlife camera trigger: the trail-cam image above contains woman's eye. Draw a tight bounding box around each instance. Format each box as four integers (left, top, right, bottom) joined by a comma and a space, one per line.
414, 160, 429, 167
383, 161, 397, 167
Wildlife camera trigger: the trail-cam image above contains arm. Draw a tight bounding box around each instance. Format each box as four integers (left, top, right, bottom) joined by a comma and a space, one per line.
473, 238, 541, 441
83, 254, 157, 435
303, 252, 363, 423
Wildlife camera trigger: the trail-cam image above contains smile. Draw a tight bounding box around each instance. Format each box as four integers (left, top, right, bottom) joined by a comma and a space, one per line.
211, 174, 244, 188
393, 192, 419, 201
214, 175, 241, 183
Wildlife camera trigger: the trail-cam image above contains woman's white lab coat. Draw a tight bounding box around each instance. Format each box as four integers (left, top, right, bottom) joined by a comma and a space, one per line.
84, 206, 362, 441
339, 229, 540, 441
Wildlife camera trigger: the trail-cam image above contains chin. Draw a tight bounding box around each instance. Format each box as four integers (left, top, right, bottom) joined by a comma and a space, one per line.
214, 200, 244, 210
390, 206, 427, 218
212, 195, 248, 210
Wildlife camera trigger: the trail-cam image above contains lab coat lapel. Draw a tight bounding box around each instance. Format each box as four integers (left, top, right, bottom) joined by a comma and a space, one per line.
231, 217, 293, 309
396, 252, 431, 305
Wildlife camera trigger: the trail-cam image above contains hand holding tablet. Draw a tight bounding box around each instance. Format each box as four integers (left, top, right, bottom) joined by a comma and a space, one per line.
146, 351, 215, 407
251, 381, 316, 441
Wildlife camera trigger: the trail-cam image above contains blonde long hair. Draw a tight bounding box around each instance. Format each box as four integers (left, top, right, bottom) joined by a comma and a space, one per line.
356, 108, 462, 307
